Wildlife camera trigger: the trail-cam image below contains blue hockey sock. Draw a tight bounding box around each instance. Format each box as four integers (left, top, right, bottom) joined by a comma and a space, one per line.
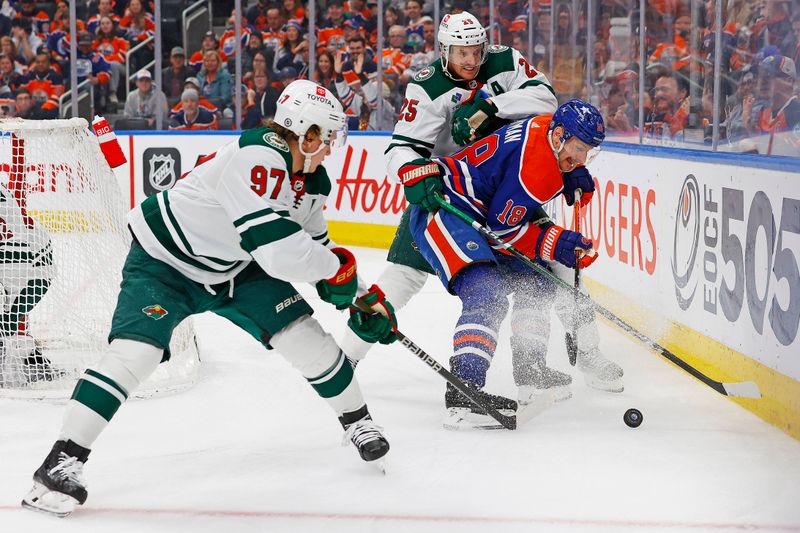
450, 263, 509, 388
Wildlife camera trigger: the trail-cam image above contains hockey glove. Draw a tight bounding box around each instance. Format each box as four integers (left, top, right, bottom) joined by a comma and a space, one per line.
561, 166, 595, 207
348, 284, 398, 344
535, 225, 598, 269
399, 158, 443, 212
315, 247, 358, 310
451, 97, 498, 146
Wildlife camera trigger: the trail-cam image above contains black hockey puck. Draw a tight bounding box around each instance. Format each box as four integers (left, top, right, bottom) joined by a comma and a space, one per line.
623, 408, 643, 428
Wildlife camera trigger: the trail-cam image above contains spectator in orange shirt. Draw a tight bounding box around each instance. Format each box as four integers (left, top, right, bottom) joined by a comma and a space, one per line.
50, 1, 86, 34
189, 32, 228, 72
93, 16, 129, 107
169, 88, 218, 130
18, 51, 64, 112
280, 0, 306, 23
119, 0, 155, 42
261, 8, 286, 56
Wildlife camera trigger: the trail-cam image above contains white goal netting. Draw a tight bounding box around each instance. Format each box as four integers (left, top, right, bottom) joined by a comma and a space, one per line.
0, 118, 199, 399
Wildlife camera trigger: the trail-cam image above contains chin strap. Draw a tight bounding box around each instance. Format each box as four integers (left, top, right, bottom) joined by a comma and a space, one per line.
299, 140, 329, 174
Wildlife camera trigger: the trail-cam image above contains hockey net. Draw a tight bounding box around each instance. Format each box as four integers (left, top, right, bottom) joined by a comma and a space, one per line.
0, 118, 199, 399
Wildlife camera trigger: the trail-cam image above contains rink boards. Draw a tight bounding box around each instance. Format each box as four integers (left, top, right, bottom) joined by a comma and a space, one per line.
111, 131, 800, 440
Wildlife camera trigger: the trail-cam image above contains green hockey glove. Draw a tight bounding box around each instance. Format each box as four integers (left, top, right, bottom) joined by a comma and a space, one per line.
315, 247, 358, 310
451, 97, 499, 146
398, 158, 442, 212
348, 285, 398, 344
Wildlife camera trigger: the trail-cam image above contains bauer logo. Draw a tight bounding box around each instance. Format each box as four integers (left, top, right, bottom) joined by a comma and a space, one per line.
143, 148, 181, 196
671, 174, 700, 310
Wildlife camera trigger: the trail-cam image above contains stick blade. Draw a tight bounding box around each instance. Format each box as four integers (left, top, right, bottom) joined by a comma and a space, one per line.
722, 381, 762, 399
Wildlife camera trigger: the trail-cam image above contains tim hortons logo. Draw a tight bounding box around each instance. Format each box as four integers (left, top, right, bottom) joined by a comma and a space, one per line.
335, 145, 406, 215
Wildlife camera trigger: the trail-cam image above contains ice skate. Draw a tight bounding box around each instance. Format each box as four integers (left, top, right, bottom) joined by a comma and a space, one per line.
511, 337, 572, 404
443, 382, 517, 430
340, 406, 389, 473
577, 348, 624, 392
22, 440, 90, 517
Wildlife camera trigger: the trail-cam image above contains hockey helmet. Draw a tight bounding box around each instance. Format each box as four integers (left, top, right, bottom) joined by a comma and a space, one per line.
274, 80, 348, 150
549, 99, 605, 148
438, 11, 488, 76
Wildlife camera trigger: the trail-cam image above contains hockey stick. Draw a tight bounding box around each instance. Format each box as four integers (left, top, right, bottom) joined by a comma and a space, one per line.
565, 193, 581, 367
434, 197, 762, 399
353, 297, 519, 430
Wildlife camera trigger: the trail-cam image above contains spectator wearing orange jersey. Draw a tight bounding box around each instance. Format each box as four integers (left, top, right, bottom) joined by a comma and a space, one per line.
280, 0, 306, 23
345, 0, 371, 22
87, 0, 121, 35
189, 32, 228, 72
170, 76, 219, 117
245, 0, 270, 31
319, 0, 348, 53
260, 8, 286, 57
649, 11, 692, 72
93, 16, 128, 107
119, 0, 154, 42
50, 1, 86, 34
644, 73, 689, 141
18, 52, 64, 111
14, 0, 51, 38
169, 89, 218, 131
219, 10, 253, 59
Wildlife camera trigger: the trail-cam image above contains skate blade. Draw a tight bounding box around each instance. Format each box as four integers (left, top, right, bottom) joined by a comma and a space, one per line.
370, 457, 387, 475
21, 482, 77, 518
515, 389, 558, 426
519, 385, 572, 405
584, 374, 624, 393
443, 407, 511, 431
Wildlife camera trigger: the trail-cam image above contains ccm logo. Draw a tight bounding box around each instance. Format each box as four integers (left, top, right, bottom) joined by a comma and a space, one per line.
275, 294, 304, 312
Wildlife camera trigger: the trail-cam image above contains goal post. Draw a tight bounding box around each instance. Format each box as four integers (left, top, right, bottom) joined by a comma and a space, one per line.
0, 118, 199, 399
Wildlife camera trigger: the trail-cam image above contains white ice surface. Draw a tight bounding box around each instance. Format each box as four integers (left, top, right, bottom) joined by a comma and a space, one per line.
1, 246, 799, 533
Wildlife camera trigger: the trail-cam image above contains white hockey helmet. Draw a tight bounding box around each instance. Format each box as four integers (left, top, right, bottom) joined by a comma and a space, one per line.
274, 79, 348, 150
438, 11, 488, 77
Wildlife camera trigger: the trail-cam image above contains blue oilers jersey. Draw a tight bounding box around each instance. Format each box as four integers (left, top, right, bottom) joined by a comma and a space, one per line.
437, 114, 564, 257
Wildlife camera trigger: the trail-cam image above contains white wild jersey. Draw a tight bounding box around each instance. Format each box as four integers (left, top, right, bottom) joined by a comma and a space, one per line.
0, 182, 52, 271
128, 127, 340, 286
386, 45, 558, 181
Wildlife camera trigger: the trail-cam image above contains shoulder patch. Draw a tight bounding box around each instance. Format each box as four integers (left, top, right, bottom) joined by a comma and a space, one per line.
488, 45, 509, 53
414, 66, 435, 82
262, 131, 290, 152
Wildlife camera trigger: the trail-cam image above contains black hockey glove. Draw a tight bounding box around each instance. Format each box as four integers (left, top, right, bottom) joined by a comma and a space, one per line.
452, 97, 498, 146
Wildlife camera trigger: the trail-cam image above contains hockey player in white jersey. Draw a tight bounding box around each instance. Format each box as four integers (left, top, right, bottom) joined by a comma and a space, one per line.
0, 181, 59, 387
22, 80, 398, 517
339, 11, 623, 402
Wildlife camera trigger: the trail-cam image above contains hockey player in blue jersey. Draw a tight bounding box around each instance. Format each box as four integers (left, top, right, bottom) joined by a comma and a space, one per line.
406, 100, 623, 428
